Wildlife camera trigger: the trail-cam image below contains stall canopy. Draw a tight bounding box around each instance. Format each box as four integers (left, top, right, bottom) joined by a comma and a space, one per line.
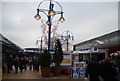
25, 52, 38, 56
73, 50, 90, 54
110, 51, 120, 56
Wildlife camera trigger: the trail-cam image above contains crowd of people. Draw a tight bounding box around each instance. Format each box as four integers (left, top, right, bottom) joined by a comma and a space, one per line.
2, 54, 120, 81
2, 55, 40, 74
85, 57, 120, 81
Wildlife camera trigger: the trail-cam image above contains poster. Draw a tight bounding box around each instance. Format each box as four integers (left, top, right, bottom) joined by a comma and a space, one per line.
71, 67, 79, 79
72, 62, 86, 79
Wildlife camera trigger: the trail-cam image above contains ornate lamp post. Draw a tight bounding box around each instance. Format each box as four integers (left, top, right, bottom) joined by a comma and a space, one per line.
36, 35, 44, 54
60, 30, 74, 51
34, 0, 65, 53
36, 40, 40, 53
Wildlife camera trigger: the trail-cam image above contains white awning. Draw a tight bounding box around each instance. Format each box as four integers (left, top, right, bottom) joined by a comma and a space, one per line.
73, 50, 90, 54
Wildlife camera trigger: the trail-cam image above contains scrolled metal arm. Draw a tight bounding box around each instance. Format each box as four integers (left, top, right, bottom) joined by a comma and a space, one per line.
38, 0, 63, 11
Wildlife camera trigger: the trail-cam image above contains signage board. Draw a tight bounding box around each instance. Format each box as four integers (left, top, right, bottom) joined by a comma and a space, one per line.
72, 62, 86, 79
61, 54, 72, 66
71, 67, 79, 79
93, 47, 98, 52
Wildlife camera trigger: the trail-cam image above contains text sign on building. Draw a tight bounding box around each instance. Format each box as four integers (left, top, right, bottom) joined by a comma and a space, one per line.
93, 47, 98, 52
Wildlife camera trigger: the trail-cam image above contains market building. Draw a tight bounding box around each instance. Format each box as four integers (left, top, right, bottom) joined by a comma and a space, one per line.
0, 34, 24, 58
73, 30, 120, 61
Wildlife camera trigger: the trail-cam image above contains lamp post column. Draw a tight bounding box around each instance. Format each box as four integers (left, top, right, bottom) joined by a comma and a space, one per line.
67, 39, 69, 51
48, 15, 51, 53
40, 37, 43, 54
67, 31, 69, 51
61, 30, 74, 51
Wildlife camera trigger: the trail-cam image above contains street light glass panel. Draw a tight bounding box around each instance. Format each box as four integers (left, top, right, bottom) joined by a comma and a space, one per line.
34, 14, 41, 20
36, 40, 38, 45
49, 11, 56, 16
59, 17, 65, 22
72, 39, 74, 41
46, 21, 50, 25
36, 42, 38, 45
40, 43, 43, 45
68, 38, 71, 41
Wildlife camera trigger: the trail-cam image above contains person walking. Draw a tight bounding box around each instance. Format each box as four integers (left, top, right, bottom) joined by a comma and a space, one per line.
23, 57, 27, 71
32, 57, 36, 71
101, 58, 118, 81
14, 57, 19, 74
34, 56, 39, 71
85, 56, 101, 81
6, 55, 13, 73
19, 57, 24, 72
2, 55, 6, 73
28, 57, 33, 71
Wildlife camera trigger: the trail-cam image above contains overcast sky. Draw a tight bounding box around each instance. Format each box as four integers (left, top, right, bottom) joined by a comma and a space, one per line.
1, 0, 119, 49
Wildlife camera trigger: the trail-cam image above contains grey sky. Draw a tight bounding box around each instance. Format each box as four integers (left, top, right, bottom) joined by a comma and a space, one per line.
1, 1, 118, 48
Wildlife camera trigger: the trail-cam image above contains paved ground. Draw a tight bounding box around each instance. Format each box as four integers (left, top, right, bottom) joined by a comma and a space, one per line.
2, 70, 85, 79
0, 67, 2, 80
2, 67, 89, 81
3, 70, 41, 79
2, 69, 71, 79
2, 70, 87, 81
2, 67, 120, 81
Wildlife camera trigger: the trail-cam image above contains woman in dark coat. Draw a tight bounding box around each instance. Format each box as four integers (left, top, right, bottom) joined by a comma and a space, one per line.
101, 58, 118, 81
